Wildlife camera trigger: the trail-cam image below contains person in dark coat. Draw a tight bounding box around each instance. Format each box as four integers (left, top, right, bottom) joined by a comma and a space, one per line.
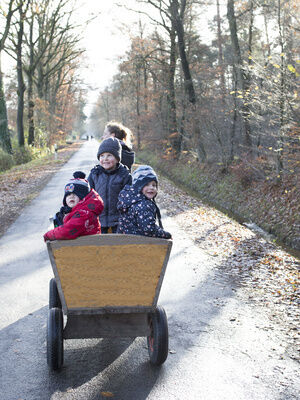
103, 121, 135, 171
117, 165, 171, 239
43, 171, 104, 241
88, 137, 132, 233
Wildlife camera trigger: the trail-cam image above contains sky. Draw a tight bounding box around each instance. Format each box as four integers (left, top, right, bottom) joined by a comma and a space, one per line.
74, 0, 158, 116
74, 1, 134, 115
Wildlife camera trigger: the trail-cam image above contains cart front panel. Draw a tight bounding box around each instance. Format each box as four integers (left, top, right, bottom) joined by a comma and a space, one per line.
47, 235, 172, 312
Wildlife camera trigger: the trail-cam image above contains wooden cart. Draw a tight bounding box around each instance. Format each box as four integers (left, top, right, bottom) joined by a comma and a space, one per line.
46, 234, 172, 370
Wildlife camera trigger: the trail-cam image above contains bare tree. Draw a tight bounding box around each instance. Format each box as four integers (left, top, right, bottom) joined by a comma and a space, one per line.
227, 0, 253, 153
0, 0, 21, 152
24, 0, 72, 144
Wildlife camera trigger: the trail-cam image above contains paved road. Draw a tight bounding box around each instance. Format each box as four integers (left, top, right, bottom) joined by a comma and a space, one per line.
0, 140, 299, 400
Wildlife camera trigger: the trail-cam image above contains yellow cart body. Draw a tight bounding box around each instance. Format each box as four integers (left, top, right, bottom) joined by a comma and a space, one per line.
47, 234, 172, 339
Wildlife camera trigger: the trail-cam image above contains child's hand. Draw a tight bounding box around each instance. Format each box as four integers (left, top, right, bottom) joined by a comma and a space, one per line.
43, 232, 50, 242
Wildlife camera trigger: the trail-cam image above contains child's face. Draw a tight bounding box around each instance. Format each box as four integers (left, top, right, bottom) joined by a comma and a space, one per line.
142, 181, 158, 199
99, 152, 118, 170
66, 193, 80, 208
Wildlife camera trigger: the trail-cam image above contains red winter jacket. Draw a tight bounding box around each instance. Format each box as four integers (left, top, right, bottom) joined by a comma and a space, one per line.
44, 189, 104, 241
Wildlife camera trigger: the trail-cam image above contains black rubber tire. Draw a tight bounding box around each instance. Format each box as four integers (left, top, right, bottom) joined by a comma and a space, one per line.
49, 278, 62, 309
147, 306, 169, 366
47, 307, 63, 370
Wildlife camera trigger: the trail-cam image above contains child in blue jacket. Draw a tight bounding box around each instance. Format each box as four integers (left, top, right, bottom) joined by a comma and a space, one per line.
88, 137, 132, 233
117, 165, 171, 239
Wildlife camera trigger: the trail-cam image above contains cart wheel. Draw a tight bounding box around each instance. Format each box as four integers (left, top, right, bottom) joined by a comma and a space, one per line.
49, 278, 61, 309
47, 307, 63, 370
147, 306, 169, 366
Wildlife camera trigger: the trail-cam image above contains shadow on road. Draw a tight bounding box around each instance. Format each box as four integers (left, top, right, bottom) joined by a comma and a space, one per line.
0, 306, 162, 400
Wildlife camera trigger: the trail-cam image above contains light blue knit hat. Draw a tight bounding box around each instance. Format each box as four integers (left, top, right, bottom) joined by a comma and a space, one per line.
132, 165, 158, 192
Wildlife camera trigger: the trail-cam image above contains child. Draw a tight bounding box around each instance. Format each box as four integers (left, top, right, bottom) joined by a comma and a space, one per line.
117, 165, 171, 239
43, 171, 104, 241
103, 121, 135, 171
88, 137, 132, 233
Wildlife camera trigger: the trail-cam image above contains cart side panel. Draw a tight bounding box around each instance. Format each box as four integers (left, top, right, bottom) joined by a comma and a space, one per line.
47, 242, 68, 312
52, 243, 169, 309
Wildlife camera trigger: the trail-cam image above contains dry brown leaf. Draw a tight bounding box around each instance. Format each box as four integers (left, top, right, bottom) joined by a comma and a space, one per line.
101, 392, 114, 398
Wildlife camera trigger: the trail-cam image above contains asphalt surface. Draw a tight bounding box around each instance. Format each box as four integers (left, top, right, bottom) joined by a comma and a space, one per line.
0, 140, 299, 400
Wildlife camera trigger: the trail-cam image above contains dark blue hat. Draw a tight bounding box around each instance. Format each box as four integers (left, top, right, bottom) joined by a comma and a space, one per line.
132, 165, 158, 192
97, 137, 122, 161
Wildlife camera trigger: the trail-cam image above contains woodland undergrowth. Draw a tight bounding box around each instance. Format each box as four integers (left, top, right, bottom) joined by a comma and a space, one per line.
137, 150, 300, 253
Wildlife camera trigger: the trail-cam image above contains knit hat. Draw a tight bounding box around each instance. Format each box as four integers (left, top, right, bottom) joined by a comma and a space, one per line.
97, 137, 122, 161
63, 171, 90, 206
132, 165, 158, 192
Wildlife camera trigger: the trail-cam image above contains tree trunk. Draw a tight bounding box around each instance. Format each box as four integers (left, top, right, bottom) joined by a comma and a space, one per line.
136, 66, 141, 150
227, 0, 252, 152
276, 0, 285, 175
27, 76, 34, 145
0, 0, 17, 154
27, 15, 35, 145
168, 24, 181, 156
216, 0, 226, 104
170, 0, 206, 161
16, 7, 25, 147
228, 70, 238, 163
171, 0, 196, 104
0, 52, 12, 153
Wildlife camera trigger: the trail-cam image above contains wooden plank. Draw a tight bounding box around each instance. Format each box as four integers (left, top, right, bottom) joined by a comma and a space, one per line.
50, 234, 172, 249
47, 234, 172, 311
52, 244, 167, 308
66, 306, 154, 314
63, 313, 150, 338
47, 241, 68, 313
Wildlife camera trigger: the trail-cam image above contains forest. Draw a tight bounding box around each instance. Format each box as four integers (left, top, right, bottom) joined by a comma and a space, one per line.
0, 0, 299, 249
90, 0, 299, 178
0, 0, 86, 168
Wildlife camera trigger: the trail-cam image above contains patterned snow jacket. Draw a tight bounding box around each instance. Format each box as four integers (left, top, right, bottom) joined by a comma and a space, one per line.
117, 185, 171, 239
88, 163, 132, 228
43, 189, 104, 241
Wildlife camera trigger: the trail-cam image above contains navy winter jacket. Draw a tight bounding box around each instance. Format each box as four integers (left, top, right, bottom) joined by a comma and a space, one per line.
88, 163, 132, 228
117, 185, 171, 239
120, 141, 135, 172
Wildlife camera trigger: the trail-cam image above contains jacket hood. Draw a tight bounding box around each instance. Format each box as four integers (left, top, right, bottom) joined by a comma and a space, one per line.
72, 189, 104, 215
120, 144, 135, 171
117, 185, 143, 212
120, 140, 133, 152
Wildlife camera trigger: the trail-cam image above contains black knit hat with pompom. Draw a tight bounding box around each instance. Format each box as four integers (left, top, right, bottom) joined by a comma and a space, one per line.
63, 171, 90, 205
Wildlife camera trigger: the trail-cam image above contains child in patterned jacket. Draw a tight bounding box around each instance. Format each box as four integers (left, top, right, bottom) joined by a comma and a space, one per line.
117, 165, 171, 239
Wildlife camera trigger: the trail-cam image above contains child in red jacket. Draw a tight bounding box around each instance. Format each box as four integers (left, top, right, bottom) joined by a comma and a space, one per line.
43, 171, 104, 241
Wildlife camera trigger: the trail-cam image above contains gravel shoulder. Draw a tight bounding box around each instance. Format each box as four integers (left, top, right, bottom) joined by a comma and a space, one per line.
157, 175, 299, 363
